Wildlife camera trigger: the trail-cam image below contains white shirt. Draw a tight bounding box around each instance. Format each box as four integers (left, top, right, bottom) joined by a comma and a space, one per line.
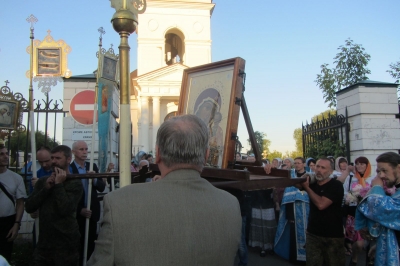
0, 169, 27, 217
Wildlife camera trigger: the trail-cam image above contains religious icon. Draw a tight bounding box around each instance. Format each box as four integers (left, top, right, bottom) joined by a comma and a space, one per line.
37, 48, 61, 75
101, 56, 118, 81
101, 85, 109, 113
194, 88, 224, 167
178, 57, 246, 169
0, 100, 18, 130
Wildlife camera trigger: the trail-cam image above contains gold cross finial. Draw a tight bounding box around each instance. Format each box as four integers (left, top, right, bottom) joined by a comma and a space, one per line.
26, 14, 38, 29
47, 29, 51, 35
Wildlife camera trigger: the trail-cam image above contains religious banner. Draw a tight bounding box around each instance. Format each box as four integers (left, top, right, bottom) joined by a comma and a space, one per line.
97, 78, 114, 173
26, 29, 72, 93
26, 30, 71, 78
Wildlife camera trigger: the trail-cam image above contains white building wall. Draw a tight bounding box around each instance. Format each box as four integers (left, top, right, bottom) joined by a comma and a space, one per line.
336, 83, 400, 172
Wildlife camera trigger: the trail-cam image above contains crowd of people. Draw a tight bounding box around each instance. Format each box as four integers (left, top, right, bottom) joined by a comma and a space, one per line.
0, 114, 399, 266
233, 153, 400, 266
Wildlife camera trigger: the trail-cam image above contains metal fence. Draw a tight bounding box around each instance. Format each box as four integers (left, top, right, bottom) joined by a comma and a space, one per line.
302, 108, 350, 162
0, 83, 66, 186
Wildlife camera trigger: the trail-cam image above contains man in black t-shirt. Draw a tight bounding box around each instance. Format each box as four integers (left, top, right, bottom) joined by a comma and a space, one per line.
301, 157, 345, 266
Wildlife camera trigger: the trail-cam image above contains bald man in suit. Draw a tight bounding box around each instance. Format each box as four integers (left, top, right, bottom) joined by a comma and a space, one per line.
88, 114, 241, 266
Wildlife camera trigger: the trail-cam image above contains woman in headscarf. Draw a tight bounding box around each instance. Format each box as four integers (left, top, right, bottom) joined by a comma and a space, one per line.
135, 151, 147, 163
281, 158, 294, 170
345, 156, 372, 265
131, 151, 147, 172
271, 158, 282, 169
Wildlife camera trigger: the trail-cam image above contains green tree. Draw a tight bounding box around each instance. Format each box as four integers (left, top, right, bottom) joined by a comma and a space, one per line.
292, 128, 303, 157
7, 130, 60, 166
267, 150, 283, 163
247, 131, 270, 157
311, 109, 336, 123
315, 39, 371, 108
387, 59, 400, 103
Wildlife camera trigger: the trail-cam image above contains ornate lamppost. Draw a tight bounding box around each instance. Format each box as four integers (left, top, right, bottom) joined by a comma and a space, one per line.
110, 0, 146, 187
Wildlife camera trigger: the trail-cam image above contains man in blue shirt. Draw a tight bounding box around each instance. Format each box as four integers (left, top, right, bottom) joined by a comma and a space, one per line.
31, 147, 53, 190
70, 140, 105, 265
29, 146, 53, 246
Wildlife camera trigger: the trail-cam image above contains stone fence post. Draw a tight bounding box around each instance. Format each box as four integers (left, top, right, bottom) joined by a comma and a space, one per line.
336, 80, 400, 172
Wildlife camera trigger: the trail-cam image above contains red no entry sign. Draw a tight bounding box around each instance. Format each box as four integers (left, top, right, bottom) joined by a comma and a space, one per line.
70, 90, 97, 125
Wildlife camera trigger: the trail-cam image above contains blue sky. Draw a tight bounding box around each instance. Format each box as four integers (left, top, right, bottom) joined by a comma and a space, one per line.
1, 0, 399, 154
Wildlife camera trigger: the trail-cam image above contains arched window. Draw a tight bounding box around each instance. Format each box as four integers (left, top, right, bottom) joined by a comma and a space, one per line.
165, 30, 184, 65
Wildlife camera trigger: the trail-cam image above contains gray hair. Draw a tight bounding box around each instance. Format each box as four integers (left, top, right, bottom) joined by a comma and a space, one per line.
72, 140, 87, 151
156, 114, 209, 168
318, 157, 334, 171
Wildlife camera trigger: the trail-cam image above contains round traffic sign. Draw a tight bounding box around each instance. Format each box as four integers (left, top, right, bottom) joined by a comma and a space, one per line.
70, 90, 98, 125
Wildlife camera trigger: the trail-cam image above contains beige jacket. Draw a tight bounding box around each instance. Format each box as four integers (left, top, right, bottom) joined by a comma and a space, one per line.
88, 169, 242, 266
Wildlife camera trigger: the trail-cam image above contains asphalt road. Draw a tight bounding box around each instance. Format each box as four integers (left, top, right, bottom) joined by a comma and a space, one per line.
234, 246, 367, 266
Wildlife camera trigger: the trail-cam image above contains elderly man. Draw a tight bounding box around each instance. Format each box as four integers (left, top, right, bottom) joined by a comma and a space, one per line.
356, 152, 400, 266
0, 143, 26, 263
301, 157, 345, 266
88, 114, 242, 266
25, 145, 83, 265
70, 140, 105, 265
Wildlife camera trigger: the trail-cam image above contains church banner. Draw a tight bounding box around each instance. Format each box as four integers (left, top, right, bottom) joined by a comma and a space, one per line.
97, 78, 113, 173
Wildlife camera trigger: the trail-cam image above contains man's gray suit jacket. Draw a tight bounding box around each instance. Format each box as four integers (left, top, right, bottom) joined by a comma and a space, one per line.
88, 169, 242, 266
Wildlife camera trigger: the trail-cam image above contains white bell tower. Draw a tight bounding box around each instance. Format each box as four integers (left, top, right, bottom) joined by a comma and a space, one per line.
130, 0, 215, 155
136, 0, 215, 76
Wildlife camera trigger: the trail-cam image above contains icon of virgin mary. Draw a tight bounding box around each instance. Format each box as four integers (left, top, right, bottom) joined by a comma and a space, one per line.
194, 88, 224, 167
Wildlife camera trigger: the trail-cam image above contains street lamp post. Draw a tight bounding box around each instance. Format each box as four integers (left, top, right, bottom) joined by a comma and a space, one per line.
110, 0, 146, 187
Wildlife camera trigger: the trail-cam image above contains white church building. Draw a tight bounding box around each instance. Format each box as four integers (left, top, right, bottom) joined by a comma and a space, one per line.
63, 0, 215, 159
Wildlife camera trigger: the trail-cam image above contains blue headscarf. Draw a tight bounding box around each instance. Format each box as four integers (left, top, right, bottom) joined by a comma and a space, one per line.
132, 151, 147, 166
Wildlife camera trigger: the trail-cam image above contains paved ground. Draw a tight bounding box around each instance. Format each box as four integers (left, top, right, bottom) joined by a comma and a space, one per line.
12, 238, 368, 266
234, 246, 367, 265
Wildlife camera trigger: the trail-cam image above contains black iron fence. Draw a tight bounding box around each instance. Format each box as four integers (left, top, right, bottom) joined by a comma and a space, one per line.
0, 83, 66, 187
302, 108, 350, 162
